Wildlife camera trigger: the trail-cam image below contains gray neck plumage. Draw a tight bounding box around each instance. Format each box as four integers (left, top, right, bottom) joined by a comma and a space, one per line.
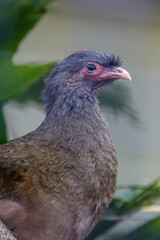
37, 84, 113, 151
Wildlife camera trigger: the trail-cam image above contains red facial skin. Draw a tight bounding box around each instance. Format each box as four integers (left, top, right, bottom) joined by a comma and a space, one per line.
81, 63, 109, 89
81, 62, 104, 80
69, 62, 131, 89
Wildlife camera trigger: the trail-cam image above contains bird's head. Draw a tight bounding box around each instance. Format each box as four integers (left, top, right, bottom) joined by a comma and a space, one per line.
43, 51, 131, 113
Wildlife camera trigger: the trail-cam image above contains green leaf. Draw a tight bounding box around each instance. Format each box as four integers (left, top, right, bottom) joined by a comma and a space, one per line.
95, 211, 160, 240
113, 179, 160, 215
0, 0, 55, 142
0, 0, 56, 103
0, 51, 56, 103
0, 0, 54, 53
123, 217, 160, 240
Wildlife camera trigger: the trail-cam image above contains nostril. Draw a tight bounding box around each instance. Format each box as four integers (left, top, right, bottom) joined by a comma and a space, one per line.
117, 68, 123, 73
112, 67, 123, 73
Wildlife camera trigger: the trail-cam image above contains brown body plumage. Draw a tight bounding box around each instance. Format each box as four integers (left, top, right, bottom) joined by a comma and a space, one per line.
0, 51, 131, 240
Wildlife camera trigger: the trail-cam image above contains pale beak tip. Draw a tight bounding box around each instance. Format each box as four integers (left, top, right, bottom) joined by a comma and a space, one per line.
120, 68, 132, 82
128, 76, 132, 81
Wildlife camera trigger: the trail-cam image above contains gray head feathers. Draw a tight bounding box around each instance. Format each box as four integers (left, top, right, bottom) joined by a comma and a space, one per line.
42, 51, 121, 114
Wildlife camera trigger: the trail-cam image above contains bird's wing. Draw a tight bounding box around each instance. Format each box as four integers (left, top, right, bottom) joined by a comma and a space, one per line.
0, 137, 34, 200
0, 133, 56, 229
0, 132, 76, 198
0, 134, 77, 231
0, 135, 38, 229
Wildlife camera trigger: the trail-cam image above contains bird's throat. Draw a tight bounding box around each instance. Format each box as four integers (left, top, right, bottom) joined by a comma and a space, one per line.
37, 99, 110, 152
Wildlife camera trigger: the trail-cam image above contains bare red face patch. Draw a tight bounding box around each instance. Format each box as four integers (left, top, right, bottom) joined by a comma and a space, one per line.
81, 62, 104, 79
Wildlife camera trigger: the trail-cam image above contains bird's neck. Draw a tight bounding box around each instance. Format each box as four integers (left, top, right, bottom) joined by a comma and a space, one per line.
37, 99, 112, 151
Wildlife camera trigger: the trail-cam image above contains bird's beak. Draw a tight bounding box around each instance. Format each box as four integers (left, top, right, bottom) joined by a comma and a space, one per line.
100, 67, 131, 81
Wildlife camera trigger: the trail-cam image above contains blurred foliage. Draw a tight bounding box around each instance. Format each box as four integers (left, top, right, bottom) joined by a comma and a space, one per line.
86, 179, 160, 240
123, 217, 160, 240
114, 179, 160, 215
0, 0, 53, 52
0, 1, 159, 240
0, 0, 139, 144
0, 0, 55, 143
98, 83, 139, 124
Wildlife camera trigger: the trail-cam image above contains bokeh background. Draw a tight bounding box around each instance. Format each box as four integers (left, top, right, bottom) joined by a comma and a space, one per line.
1, 0, 160, 239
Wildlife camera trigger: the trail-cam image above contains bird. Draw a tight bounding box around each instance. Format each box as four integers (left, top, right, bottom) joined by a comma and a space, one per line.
0, 51, 131, 240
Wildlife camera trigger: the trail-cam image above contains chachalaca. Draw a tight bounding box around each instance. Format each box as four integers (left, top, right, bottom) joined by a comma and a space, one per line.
0, 51, 131, 240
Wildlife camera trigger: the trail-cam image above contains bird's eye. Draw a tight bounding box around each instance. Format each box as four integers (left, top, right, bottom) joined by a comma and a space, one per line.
86, 64, 97, 73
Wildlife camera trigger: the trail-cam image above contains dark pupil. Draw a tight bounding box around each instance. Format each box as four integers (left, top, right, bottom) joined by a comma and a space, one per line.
86, 64, 96, 72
